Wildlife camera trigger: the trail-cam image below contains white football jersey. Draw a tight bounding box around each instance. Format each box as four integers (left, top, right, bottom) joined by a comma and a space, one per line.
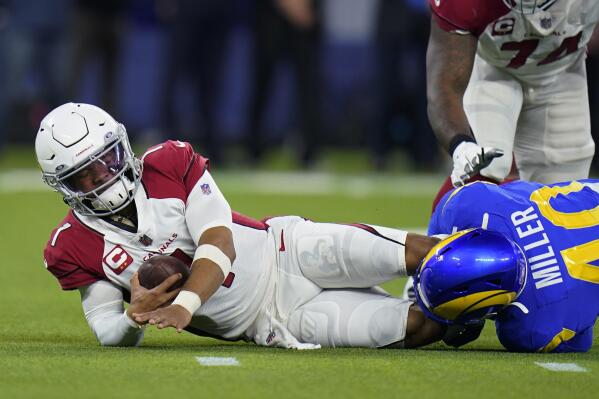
430, 0, 599, 83
44, 141, 276, 340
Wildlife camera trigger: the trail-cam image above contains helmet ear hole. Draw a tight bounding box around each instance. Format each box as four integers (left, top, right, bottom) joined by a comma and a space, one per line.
488, 278, 502, 287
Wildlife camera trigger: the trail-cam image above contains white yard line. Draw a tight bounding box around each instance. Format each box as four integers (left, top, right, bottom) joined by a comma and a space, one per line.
195, 357, 240, 366
0, 169, 45, 192
218, 171, 443, 197
534, 362, 589, 372
0, 169, 444, 197
0, 169, 431, 232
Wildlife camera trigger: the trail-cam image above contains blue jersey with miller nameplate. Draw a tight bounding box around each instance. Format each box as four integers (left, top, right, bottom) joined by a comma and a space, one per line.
429, 180, 599, 353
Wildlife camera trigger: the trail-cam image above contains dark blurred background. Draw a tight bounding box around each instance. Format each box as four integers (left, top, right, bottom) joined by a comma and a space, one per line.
0, 0, 598, 172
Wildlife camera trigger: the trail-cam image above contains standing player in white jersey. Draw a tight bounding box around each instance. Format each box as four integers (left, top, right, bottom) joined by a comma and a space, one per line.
36, 103, 446, 349
427, 0, 599, 192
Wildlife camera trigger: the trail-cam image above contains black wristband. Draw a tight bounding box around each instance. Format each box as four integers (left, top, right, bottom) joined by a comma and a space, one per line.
448, 135, 476, 157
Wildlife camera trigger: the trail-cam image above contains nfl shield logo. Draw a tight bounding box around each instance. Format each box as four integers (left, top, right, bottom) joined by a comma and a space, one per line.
139, 234, 153, 246
201, 183, 211, 195
540, 17, 552, 29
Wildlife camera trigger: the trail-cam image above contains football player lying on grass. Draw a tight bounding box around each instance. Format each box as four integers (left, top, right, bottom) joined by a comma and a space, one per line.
37, 103, 597, 352
418, 177, 599, 353
37, 103, 445, 349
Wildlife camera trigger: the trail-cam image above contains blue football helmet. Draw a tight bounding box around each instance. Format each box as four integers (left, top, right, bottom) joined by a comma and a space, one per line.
414, 229, 528, 325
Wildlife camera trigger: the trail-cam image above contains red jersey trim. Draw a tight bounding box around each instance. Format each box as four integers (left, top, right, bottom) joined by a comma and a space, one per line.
233, 211, 269, 230
60, 275, 104, 291
429, 0, 511, 37
431, 7, 470, 33
183, 153, 210, 198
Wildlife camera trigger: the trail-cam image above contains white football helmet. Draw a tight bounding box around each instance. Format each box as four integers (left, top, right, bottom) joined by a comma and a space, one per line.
35, 103, 142, 216
503, 0, 559, 14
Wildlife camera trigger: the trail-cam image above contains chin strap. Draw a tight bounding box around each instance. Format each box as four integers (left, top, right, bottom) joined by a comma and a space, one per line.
90, 176, 135, 212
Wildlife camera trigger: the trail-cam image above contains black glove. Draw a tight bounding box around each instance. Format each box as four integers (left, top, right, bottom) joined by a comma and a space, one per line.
442, 320, 485, 348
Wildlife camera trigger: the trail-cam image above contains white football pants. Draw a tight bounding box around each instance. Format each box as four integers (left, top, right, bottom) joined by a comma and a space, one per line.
463, 52, 594, 183
266, 216, 412, 348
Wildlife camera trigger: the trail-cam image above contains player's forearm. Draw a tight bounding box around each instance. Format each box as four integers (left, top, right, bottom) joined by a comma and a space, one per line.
426, 19, 477, 153
185, 260, 229, 304
405, 234, 440, 275
427, 93, 474, 154
80, 280, 144, 347
182, 227, 236, 305
403, 306, 446, 348
87, 309, 145, 347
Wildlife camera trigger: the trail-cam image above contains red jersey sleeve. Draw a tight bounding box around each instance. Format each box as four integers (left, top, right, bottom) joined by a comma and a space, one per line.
429, 0, 510, 36
141, 140, 209, 201
44, 212, 106, 290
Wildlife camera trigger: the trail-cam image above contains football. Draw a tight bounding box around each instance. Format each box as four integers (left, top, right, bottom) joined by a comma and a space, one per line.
137, 255, 191, 291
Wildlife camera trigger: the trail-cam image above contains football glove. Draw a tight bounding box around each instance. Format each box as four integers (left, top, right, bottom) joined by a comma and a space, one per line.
451, 142, 504, 187
442, 320, 485, 348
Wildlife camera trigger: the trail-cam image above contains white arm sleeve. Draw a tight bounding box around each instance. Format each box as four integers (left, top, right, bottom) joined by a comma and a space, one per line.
79, 280, 144, 347
185, 170, 232, 244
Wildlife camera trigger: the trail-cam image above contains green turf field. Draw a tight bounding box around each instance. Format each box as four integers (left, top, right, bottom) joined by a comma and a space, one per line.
1, 148, 598, 399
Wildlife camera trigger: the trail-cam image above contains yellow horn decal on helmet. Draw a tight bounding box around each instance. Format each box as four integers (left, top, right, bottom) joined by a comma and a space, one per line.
433, 290, 517, 321
421, 229, 475, 268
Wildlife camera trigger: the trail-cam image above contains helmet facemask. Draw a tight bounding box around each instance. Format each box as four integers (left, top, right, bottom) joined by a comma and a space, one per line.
42, 124, 142, 216
503, 0, 559, 14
